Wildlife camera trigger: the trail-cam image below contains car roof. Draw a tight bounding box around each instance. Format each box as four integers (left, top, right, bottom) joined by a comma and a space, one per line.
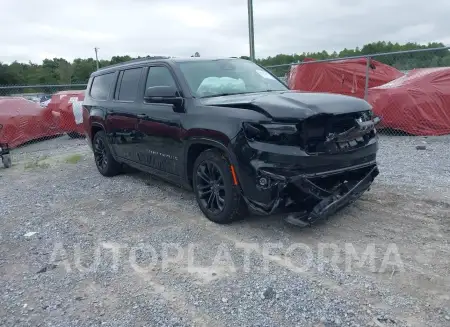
90, 57, 248, 77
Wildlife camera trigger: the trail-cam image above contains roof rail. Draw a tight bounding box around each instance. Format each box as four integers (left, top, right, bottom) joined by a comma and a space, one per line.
97, 55, 172, 71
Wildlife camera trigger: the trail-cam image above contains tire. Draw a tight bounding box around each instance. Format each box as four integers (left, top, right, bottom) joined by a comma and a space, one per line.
68, 131, 84, 139
193, 149, 247, 224
2, 154, 12, 168
92, 131, 121, 177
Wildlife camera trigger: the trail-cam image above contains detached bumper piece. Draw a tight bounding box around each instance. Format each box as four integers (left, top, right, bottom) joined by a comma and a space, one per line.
285, 165, 379, 227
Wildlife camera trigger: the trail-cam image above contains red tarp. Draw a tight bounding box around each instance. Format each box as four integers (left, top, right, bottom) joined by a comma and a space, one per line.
0, 97, 62, 148
47, 90, 85, 135
368, 67, 450, 136
287, 58, 404, 99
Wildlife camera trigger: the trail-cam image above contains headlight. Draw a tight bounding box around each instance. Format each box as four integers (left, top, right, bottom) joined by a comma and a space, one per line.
242, 122, 299, 145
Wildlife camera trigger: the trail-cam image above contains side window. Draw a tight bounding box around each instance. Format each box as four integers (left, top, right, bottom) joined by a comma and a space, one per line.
117, 67, 143, 101
145, 66, 177, 89
90, 73, 115, 100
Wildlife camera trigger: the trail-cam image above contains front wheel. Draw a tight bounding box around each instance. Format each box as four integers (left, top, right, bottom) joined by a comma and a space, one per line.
193, 149, 247, 224
92, 131, 121, 177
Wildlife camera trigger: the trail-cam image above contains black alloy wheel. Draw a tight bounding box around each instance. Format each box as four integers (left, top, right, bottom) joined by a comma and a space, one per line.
92, 131, 121, 177
196, 161, 226, 214
94, 137, 108, 172
193, 149, 247, 224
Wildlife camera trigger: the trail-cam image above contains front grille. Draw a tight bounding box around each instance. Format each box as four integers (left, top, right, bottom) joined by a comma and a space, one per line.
298, 111, 374, 153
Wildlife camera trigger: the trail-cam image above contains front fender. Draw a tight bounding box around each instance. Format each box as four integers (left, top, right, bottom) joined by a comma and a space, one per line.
183, 136, 244, 187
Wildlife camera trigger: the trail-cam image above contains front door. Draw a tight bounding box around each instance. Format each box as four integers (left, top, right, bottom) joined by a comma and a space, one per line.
135, 65, 184, 176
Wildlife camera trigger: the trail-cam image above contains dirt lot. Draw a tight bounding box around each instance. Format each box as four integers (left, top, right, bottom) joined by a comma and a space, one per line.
1, 135, 449, 327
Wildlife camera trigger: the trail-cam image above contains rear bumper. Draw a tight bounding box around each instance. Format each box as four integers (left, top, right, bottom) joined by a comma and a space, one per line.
86, 136, 93, 151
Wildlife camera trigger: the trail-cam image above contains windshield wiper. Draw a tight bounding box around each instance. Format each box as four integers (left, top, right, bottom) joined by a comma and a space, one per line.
200, 92, 252, 98
200, 90, 283, 99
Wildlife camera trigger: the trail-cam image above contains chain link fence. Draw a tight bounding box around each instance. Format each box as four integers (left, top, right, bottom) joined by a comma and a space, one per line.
265, 47, 450, 137
265, 47, 450, 189
1, 48, 450, 173
0, 84, 87, 164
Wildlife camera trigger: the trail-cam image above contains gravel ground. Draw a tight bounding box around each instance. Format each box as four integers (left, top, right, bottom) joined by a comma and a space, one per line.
376, 134, 450, 190
1, 135, 449, 327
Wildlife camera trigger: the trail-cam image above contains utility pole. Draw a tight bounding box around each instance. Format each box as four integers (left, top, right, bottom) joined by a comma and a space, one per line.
94, 47, 100, 70
247, 0, 255, 61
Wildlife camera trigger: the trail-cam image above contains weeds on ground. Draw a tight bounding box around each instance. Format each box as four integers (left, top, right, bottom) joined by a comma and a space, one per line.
23, 153, 84, 169
24, 154, 51, 169
64, 154, 83, 164
24, 160, 50, 169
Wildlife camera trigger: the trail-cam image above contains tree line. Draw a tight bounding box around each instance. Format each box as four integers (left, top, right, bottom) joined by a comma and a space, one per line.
0, 41, 449, 90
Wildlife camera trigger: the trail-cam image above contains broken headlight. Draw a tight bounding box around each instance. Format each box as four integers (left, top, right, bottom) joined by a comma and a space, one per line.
242, 122, 300, 145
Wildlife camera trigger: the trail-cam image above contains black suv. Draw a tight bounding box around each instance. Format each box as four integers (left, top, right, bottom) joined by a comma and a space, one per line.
82, 57, 379, 227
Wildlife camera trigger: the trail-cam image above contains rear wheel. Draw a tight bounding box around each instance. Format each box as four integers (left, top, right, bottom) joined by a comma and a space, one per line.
93, 131, 121, 177
193, 149, 247, 224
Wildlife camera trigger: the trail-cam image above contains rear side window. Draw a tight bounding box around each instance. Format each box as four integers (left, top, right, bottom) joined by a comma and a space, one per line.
90, 73, 114, 100
116, 67, 143, 101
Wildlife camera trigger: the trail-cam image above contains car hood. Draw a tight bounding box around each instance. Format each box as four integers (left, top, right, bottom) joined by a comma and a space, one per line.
200, 91, 372, 121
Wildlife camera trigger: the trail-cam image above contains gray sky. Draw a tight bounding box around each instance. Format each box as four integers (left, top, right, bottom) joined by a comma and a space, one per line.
1, 0, 448, 63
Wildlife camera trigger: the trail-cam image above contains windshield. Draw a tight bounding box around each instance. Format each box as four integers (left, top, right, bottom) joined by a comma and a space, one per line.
177, 59, 288, 98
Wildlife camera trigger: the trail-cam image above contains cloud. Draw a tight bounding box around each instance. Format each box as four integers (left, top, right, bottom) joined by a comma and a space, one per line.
1, 0, 449, 64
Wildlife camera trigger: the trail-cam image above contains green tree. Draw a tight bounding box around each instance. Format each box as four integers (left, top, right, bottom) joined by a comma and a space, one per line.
0, 41, 448, 87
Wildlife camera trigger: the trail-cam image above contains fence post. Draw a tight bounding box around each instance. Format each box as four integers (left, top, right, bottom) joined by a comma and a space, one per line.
364, 56, 371, 101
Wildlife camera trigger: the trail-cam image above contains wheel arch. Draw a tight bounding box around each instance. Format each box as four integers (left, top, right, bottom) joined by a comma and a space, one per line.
184, 138, 241, 188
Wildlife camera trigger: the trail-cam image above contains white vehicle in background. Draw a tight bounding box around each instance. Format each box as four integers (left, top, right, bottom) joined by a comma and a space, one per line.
17, 94, 52, 107
22, 95, 41, 103
40, 98, 51, 107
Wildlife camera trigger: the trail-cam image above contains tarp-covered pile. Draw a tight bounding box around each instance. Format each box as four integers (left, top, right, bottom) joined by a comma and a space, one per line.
0, 97, 62, 148
46, 90, 86, 136
368, 67, 450, 135
287, 58, 404, 99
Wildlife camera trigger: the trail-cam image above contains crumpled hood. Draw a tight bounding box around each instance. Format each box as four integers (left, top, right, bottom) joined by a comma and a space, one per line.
200, 91, 372, 121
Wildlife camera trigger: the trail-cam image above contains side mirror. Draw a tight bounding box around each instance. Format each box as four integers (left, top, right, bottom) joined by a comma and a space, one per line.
144, 86, 182, 107
144, 86, 183, 112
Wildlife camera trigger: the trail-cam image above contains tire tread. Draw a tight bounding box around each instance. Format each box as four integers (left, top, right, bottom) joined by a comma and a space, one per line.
193, 149, 247, 224
93, 131, 122, 177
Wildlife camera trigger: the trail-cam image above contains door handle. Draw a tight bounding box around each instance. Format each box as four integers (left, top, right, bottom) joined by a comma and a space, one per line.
137, 114, 148, 119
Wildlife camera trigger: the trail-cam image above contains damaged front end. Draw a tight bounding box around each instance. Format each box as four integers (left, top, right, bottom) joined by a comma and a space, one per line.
233, 110, 380, 227
284, 164, 379, 227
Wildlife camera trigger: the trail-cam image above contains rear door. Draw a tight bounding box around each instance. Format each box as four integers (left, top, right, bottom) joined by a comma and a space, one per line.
86, 71, 116, 146
105, 67, 145, 161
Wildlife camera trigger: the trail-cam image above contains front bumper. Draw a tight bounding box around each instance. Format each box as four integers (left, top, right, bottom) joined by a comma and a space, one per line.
240, 160, 379, 226
285, 164, 378, 226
